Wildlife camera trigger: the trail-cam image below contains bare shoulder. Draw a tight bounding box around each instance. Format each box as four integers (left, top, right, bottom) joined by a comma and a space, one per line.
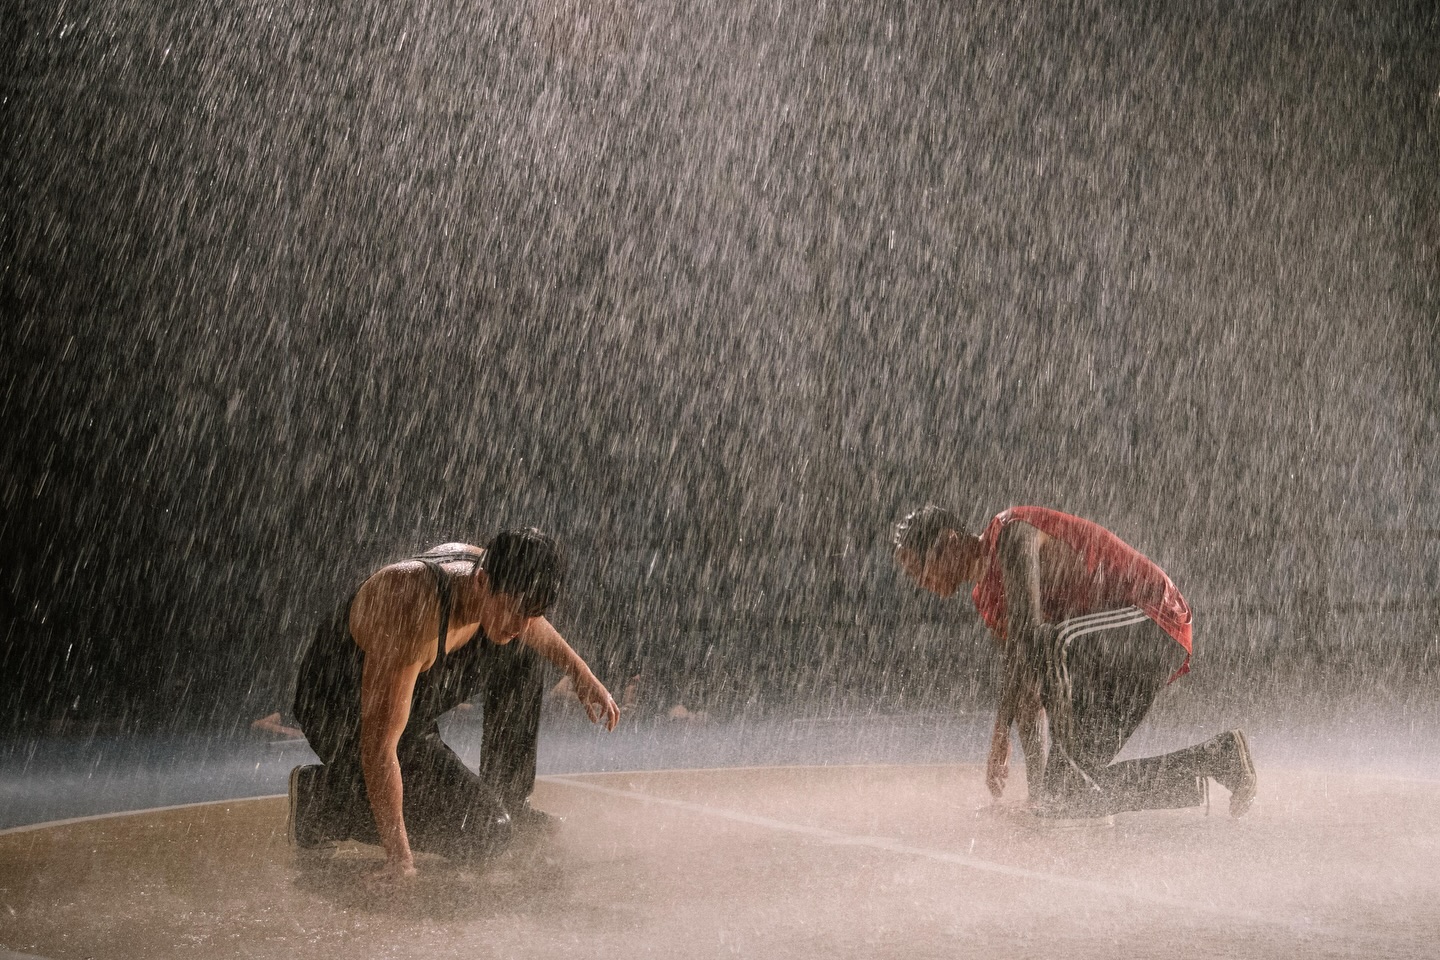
422, 541, 484, 556
357, 560, 431, 600
350, 562, 436, 662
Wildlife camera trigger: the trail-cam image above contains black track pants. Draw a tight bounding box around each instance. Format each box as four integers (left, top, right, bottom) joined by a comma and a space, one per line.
1039, 609, 1206, 817
306, 640, 544, 858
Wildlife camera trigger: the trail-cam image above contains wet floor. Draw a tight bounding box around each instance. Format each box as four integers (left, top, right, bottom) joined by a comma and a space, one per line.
3, 695, 1436, 830
3, 762, 1437, 959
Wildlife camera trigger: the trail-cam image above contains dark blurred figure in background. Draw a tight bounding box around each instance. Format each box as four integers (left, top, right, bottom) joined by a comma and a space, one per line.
894, 505, 1257, 820
289, 529, 619, 881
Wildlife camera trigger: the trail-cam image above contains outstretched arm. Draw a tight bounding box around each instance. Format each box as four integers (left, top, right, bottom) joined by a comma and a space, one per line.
521, 617, 620, 730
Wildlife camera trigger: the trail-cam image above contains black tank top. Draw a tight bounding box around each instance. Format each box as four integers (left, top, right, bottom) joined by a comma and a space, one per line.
293, 550, 497, 763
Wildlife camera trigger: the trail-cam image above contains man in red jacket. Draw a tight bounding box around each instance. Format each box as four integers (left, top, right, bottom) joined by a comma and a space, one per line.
894, 504, 1257, 819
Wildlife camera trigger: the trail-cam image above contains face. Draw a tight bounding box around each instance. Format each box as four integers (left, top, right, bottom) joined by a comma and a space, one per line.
481, 591, 536, 644
895, 533, 969, 599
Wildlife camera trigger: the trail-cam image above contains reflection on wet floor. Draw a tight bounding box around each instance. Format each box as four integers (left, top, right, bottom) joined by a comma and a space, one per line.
3, 698, 1437, 830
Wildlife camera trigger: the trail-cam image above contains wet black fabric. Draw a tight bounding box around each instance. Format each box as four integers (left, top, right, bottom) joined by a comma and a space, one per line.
1039, 615, 1206, 817
291, 550, 544, 851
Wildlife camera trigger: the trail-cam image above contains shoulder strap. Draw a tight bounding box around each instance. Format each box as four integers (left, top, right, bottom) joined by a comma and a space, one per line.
417, 549, 484, 564
417, 559, 452, 669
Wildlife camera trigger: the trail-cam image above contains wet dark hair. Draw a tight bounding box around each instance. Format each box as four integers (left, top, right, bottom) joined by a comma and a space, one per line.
892, 505, 963, 556
483, 528, 566, 616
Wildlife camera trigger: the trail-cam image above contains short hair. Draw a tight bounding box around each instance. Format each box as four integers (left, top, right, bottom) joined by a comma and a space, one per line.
483, 528, 566, 616
892, 505, 963, 556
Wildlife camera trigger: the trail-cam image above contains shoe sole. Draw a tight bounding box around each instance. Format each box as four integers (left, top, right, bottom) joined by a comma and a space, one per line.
287, 765, 337, 849
1227, 729, 1258, 818
286, 765, 304, 846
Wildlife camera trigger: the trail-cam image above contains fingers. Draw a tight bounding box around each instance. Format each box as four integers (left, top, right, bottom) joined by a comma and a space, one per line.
986, 756, 1008, 799
584, 694, 620, 730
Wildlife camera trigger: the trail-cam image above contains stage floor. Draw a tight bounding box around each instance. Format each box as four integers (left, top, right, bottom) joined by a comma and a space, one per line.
2, 763, 1436, 959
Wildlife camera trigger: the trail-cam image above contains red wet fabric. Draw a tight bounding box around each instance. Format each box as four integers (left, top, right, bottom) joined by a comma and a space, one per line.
972, 506, 1193, 679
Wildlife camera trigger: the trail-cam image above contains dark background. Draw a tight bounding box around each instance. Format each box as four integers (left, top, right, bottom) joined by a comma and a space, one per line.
4, 0, 1438, 736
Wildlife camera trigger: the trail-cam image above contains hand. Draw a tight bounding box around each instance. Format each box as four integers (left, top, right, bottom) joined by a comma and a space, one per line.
986, 730, 1011, 799
366, 856, 417, 885
573, 671, 620, 731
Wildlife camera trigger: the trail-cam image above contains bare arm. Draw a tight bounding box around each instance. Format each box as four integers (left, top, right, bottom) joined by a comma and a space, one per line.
350, 567, 433, 878
360, 653, 424, 875
988, 522, 1048, 799
520, 617, 620, 730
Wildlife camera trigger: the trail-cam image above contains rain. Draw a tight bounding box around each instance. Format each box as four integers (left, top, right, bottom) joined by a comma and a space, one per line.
2, 1, 1437, 957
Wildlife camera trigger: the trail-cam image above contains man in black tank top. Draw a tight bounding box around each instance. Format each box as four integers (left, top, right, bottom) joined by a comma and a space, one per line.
289, 528, 619, 881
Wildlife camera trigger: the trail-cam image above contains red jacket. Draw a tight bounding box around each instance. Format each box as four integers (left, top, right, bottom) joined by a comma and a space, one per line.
972, 506, 1193, 679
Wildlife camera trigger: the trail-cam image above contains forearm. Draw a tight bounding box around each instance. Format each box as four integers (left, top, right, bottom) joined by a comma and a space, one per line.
985, 702, 1014, 798
994, 688, 1017, 736
995, 646, 1043, 758
522, 617, 618, 729
990, 710, 1011, 757
522, 617, 597, 682
361, 743, 413, 865
1015, 699, 1047, 789
994, 645, 1028, 733
357, 659, 420, 868
991, 687, 1045, 800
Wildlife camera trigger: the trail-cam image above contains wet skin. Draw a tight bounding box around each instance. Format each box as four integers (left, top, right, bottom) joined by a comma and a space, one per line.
349, 542, 619, 882
895, 524, 1052, 801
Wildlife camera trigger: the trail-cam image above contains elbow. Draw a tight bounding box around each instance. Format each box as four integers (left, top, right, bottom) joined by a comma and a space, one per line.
359, 739, 387, 773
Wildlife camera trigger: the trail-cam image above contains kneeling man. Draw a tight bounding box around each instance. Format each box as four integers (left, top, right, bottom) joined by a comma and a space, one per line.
290, 528, 619, 879
894, 505, 1256, 819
